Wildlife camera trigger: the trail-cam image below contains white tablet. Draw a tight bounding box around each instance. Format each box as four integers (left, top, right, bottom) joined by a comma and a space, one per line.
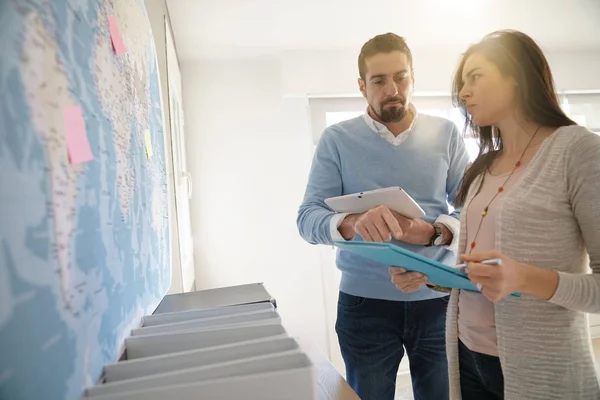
325, 187, 425, 219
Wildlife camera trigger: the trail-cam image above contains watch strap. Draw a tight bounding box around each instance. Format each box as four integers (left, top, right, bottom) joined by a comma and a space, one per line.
428, 224, 442, 247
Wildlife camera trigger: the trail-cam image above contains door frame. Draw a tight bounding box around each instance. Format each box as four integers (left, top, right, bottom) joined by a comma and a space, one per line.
164, 15, 195, 292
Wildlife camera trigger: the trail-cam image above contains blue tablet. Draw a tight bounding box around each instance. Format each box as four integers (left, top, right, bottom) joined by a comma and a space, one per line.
334, 240, 521, 297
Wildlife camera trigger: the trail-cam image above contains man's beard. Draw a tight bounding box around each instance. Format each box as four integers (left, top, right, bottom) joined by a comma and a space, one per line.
373, 99, 409, 123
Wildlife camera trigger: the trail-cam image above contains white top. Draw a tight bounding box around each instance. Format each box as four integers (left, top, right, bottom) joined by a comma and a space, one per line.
458, 168, 525, 357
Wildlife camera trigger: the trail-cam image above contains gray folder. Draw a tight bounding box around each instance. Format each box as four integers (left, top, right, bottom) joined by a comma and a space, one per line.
142, 302, 274, 327
131, 310, 281, 336
125, 324, 288, 359
87, 366, 315, 400
104, 336, 300, 382
87, 351, 310, 397
152, 283, 275, 314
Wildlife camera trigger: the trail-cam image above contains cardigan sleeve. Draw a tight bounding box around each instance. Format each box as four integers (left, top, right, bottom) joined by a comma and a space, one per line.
548, 131, 600, 313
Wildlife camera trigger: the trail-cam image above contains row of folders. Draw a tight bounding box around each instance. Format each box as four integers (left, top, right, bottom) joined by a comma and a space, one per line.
84, 292, 316, 399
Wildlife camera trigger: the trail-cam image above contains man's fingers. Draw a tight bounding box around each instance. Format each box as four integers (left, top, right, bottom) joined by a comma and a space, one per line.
388, 267, 424, 280
389, 267, 407, 275
405, 272, 426, 280
394, 213, 413, 230
356, 209, 396, 242
390, 273, 427, 287
380, 208, 403, 239
354, 224, 372, 242
394, 282, 424, 293
389, 266, 427, 293
364, 222, 384, 242
373, 215, 393, 242
407, 283, 423, 292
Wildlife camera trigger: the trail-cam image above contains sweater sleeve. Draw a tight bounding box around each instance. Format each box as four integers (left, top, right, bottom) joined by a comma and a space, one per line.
296, 129, 343, 245
446, 123, 471, 220
548, 131, 600, 313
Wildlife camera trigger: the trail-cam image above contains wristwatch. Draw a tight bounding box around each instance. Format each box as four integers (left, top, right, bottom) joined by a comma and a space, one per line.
426, 283, 452, 293
426, 224, 452, 293
428, 223, 444, 247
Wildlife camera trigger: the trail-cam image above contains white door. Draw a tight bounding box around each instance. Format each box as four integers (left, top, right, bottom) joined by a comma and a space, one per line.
166, 17, 195, 292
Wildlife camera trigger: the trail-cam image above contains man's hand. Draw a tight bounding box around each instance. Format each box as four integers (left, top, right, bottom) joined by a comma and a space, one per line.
393, 214, 436, 246
338, 205, 434, 244
389, 267, 429, 293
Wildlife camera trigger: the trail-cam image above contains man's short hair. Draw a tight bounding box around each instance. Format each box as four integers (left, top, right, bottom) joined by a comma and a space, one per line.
358, 33, 413, 80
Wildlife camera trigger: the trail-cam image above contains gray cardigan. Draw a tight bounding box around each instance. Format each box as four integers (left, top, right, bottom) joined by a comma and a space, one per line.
446, 126, 600, 399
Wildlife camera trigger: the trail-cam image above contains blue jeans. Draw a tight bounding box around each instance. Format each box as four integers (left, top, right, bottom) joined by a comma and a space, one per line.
335, 291, 449, 400
459, 340, 504, 399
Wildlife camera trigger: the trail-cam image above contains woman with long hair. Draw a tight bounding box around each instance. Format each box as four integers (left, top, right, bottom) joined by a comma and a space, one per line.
389, 30, 600, 399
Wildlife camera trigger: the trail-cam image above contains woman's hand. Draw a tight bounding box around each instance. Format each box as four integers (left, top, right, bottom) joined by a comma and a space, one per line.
389, 267, 428, 293
461, 251, 527, 302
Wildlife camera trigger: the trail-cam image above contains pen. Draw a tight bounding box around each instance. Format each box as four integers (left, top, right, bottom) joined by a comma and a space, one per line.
454, 258, 502, 270
454, 258, 502, 291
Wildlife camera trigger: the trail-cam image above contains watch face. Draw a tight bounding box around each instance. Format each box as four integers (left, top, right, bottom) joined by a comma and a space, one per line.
434, 236, 444, 246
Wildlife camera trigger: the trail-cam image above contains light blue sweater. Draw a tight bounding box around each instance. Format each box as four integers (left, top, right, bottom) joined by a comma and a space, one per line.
297, 114, 470, 301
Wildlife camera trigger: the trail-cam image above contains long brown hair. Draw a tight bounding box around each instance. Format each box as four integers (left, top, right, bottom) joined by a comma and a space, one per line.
452, 30, 576, 206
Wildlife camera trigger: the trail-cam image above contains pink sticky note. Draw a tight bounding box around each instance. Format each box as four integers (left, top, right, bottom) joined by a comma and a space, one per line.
63, 106, 93, 164
108, 16, 127, 56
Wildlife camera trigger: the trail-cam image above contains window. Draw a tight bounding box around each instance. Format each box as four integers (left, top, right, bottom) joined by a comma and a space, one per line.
315, 96, 481, 161
561, 93, 600, 133
325, 111, 363, 127
313, 91, 600, 163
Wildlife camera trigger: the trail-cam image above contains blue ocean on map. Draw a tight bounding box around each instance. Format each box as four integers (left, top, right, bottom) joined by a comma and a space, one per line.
0, 1, 170, 399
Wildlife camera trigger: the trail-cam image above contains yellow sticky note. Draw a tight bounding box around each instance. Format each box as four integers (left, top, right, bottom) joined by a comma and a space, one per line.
144, 130, 153, 158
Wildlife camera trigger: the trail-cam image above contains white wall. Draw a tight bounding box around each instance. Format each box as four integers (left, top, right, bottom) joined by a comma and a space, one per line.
280, 48, 600, 96
181, 59, 329, 350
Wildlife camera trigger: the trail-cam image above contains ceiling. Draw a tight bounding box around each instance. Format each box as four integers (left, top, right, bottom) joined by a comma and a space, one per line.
166, 0, 600, 60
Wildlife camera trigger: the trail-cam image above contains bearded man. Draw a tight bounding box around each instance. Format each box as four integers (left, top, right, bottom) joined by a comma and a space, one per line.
297, 33, 470, 400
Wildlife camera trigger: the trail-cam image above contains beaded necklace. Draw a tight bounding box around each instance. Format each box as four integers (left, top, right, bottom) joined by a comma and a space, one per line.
426, 127, 541, 294
466, 126, 541, 254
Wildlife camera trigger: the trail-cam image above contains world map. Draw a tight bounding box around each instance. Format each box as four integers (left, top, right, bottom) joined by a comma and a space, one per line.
0, 1, 170, 399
